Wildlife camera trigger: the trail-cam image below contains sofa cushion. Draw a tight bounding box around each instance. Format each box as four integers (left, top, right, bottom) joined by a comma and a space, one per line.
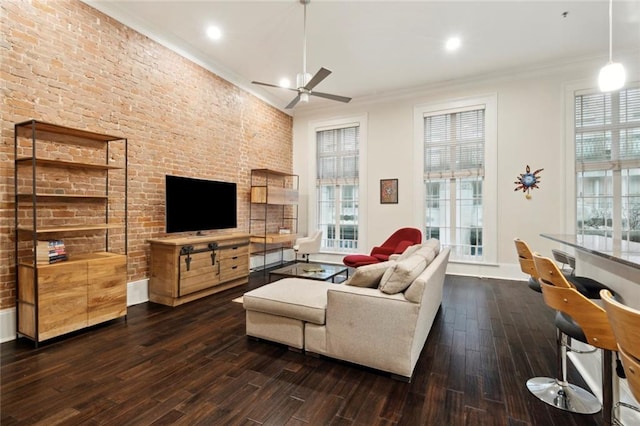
414, 245, 437, 264
243, 278, 335, 325
412, 240, 440, 264
345, 260, 395, 288
378, 254, 427, 294
423, 238, 441, 254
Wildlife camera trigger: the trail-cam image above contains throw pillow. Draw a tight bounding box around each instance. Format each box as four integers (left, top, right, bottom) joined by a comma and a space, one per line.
345, 261, 395, 288
394, 243, 422, 262
378, 255, 427, 294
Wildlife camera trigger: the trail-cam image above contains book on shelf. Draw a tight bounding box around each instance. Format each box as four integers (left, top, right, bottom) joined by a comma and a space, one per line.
36, 240, 68, 264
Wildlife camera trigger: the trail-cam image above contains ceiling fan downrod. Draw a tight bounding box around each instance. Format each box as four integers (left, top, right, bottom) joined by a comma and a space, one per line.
300, 0, 310, 86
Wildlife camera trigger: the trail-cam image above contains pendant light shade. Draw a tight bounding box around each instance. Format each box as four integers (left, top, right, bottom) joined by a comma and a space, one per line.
599, 0, 626, 92
599, 62, 626, 92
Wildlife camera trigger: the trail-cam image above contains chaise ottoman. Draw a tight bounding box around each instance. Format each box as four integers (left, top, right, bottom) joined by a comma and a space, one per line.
243, 278, 336, 349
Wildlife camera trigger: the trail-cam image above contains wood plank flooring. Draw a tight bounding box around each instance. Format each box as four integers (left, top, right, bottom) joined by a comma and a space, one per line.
1, 272, 606, 425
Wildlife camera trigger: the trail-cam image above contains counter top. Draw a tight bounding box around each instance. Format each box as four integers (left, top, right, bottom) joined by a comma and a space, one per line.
540, 234, 640, 270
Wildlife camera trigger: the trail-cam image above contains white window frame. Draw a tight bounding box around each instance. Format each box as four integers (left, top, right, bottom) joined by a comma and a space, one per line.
568, 82, 640, 240
414, 94, 498, 264
307, 114, 368, 254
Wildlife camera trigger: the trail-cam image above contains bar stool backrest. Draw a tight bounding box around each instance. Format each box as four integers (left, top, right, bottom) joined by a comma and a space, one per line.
600, 290, 640, 360
514, 238, 539, 279
601, 289, 640, 402
618, 347, 640, 403
533, 253, 617, 352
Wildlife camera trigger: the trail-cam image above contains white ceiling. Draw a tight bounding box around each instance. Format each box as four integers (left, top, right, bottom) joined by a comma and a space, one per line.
84, 1, 640, 114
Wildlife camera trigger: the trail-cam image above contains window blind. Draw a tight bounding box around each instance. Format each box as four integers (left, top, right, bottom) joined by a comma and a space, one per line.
317, 126, 359, 182
575, 87, 640, 172
424, 108, 485, 179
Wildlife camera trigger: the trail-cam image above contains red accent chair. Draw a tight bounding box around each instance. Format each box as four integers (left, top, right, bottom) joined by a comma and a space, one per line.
343, 227, 422, 268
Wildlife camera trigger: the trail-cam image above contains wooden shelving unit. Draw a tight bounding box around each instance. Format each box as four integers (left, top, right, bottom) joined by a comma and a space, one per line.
249, 169, 299, 271
14, 119, 128, 345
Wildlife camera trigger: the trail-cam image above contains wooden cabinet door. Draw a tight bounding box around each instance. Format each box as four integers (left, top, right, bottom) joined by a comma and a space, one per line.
179, 250, 220, 296
87, 255, 127, 326
37, 262, 88, 341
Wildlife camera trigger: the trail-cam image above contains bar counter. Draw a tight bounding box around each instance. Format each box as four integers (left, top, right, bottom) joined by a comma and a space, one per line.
541, 233, 640, 309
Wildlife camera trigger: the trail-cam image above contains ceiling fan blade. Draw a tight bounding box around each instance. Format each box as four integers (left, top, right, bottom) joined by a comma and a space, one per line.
285, 94, 302, 109
310, 91, 352, 103
304, 67, 332, 91
252, 81, 298, 92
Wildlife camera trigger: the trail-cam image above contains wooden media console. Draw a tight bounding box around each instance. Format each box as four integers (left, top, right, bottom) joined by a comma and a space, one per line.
148, 233, 250, 306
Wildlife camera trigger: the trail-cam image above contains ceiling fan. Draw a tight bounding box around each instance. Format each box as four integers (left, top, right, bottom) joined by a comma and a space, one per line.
251, 0, 352, 109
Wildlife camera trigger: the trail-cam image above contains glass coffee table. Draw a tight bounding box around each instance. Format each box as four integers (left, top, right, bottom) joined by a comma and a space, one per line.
269, 263, 349, 283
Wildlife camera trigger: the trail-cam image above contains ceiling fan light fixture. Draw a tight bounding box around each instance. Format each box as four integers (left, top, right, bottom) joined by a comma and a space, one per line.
599, 0, 625, 92
300, 93, 310, 103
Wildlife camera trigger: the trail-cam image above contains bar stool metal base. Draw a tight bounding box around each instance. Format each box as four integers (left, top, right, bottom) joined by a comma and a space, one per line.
527, 377, 601, 414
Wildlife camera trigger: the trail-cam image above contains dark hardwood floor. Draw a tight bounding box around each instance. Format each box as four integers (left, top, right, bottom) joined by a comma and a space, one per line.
1, 271, 605, 425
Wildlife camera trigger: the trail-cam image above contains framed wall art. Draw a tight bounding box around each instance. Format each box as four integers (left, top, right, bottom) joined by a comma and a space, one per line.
380, 178, 398, 204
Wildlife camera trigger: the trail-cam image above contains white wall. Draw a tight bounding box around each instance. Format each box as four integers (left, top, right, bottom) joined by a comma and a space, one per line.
292, 55, 639, 280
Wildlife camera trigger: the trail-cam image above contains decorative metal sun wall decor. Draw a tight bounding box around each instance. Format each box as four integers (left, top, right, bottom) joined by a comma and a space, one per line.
514, 165, 543, 199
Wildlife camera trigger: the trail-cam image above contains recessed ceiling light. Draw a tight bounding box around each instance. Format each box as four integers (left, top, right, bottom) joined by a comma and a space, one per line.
206, 25, 222, 41
445, 37, 461, 52
278, 78, 291, 88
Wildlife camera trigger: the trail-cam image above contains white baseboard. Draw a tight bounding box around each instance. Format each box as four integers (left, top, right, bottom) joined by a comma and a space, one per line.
1, 279, 150, 343
0, 307, 16, 343
127, 278, 149, 306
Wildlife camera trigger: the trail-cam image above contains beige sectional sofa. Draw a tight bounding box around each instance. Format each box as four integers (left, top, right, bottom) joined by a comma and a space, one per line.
243, 240, 450, 381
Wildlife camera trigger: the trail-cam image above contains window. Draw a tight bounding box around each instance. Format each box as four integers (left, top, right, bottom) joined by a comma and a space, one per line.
423, 107, 486, 261
316, 125, 360, 252
575, 86, 640, 242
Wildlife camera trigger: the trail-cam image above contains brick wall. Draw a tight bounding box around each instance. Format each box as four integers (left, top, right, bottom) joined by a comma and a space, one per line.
0, 0, 293, 309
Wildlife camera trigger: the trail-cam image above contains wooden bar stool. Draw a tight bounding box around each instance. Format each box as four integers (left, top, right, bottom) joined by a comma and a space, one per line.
514, 239, 600, 413
600, 289, 640, 424
534, 253, 619, 424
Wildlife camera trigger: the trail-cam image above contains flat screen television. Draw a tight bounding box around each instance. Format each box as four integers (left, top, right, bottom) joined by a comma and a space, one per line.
165, 174, 237, 233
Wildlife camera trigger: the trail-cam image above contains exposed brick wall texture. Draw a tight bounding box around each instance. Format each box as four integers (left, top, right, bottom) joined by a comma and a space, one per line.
0, 0, 293, 309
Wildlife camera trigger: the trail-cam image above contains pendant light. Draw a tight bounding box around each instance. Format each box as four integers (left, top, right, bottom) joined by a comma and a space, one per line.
598, 0, 626, 92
